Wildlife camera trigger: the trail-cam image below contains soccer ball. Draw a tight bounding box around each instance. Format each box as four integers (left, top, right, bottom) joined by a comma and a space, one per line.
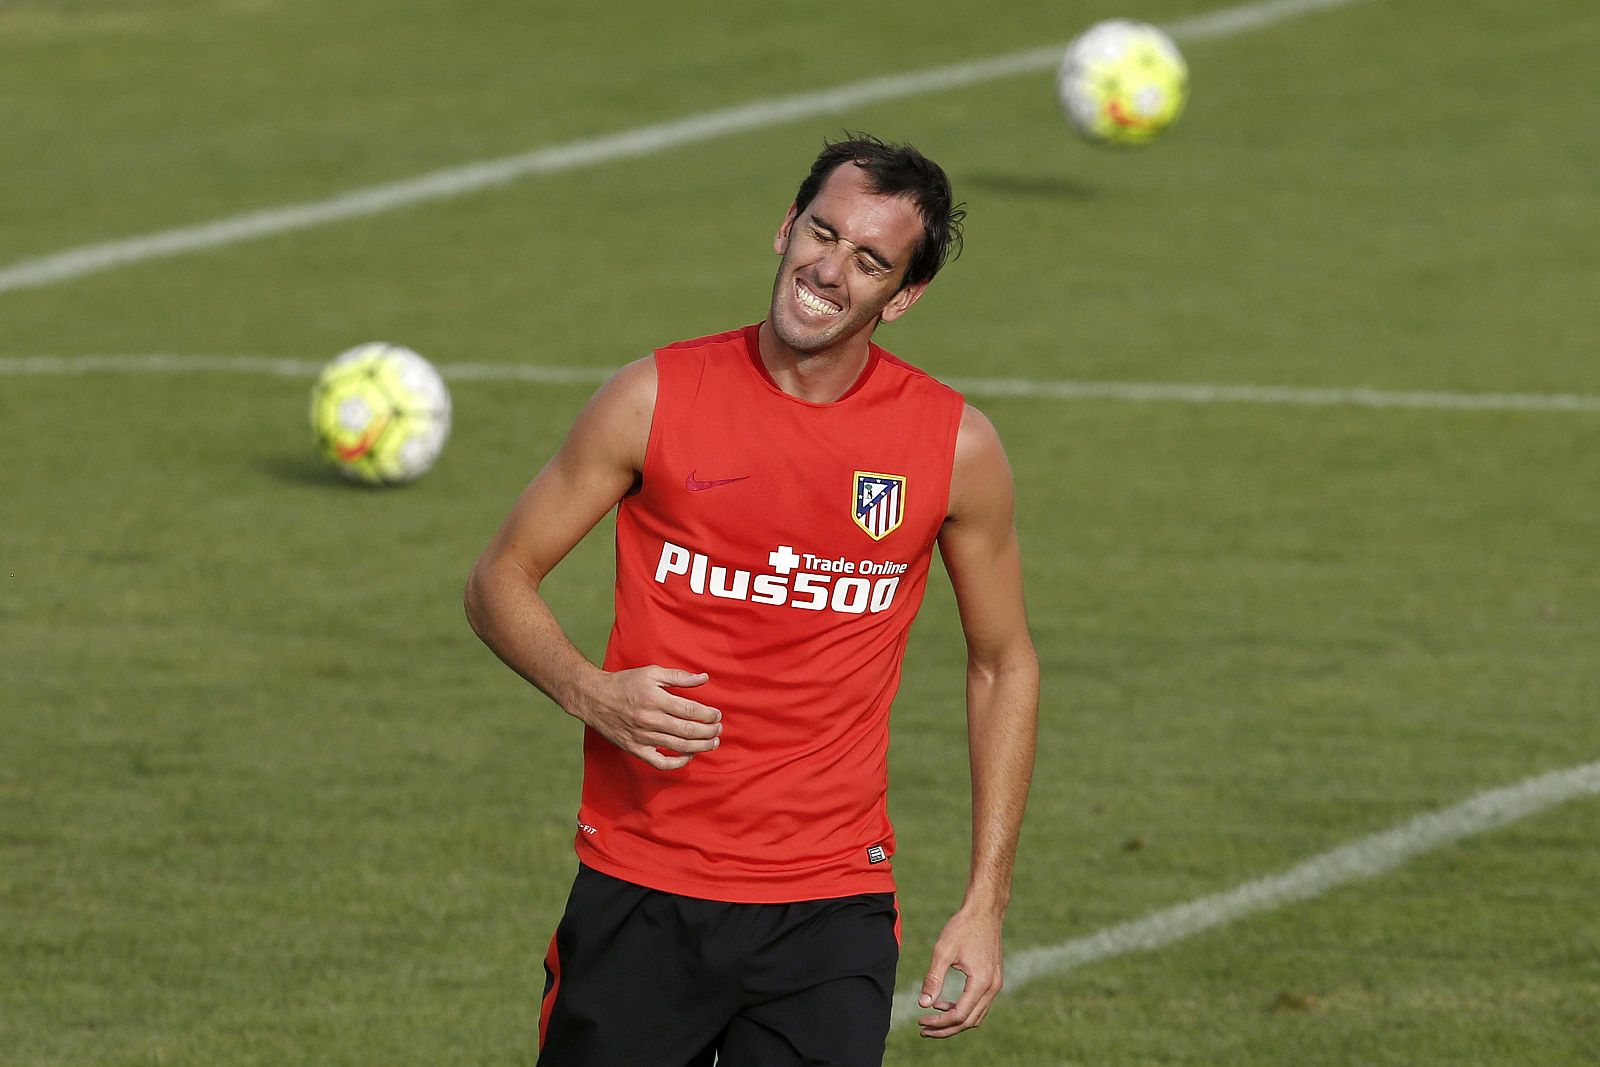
1057, 19, 1188, 146
309, 342, 452, 485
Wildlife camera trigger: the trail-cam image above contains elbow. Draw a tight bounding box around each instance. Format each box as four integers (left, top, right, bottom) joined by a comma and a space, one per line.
463, 552, 544, 640
462, 556, 495, 638
971, 639, 1039, 687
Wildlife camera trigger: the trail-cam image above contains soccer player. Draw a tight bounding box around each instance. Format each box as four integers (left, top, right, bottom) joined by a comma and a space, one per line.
465, 132, 1039, 1066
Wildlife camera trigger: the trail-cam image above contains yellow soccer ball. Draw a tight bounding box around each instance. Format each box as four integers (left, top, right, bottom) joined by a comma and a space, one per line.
1057, 19, 1188, 146
310, 342, 452, 485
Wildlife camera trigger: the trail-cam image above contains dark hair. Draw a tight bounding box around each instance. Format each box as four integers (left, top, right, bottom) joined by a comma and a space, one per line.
791, 132, 965, 290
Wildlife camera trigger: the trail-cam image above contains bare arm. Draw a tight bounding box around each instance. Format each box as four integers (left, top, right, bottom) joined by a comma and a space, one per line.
463, 357, 723, 771
916, 403, 1040, 1039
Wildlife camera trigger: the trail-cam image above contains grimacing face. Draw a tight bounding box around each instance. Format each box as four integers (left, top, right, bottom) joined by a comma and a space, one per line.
767, 164, 928, 359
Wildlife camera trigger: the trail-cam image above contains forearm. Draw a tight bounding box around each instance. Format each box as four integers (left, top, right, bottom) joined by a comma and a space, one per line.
465, 552, 723, 771
962, 646, 1040, 916
463, 555, 601, 719
912, 644, 1037, 1035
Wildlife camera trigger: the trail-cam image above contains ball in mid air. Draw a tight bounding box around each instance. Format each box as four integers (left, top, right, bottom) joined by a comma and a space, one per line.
1057, 19, 1188, 146
309, 342, 452, 485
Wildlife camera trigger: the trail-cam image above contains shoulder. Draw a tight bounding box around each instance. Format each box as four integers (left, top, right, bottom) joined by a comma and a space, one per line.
559, 356, 657, 475
580, 354, 657, 427
947, 403, 1015, 522
572, 324, 747, 468
604, 352, 658, 404
954, 403, 1004, 460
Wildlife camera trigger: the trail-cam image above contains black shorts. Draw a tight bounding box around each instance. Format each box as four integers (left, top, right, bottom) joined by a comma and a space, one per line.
536, 864, 900, 1067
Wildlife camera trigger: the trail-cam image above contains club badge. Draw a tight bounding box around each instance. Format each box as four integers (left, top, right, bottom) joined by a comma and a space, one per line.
852, 471, 906, 541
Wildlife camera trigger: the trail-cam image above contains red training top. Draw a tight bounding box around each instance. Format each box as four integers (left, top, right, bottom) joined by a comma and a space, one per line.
574, 325, 965, 903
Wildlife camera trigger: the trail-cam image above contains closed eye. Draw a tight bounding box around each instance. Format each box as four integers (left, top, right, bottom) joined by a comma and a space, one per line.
808, 217, 894, 276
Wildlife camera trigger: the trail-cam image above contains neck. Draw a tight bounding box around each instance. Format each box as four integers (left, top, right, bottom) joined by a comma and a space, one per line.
756, 321, 873, 403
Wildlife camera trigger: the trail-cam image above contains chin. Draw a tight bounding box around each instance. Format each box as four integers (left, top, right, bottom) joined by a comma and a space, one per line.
770, 311, 820, 352
782, 304, 869, 351
783, 324, 842, 356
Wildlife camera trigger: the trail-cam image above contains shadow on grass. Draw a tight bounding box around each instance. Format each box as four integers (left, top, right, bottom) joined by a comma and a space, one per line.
256, 453, 370, 490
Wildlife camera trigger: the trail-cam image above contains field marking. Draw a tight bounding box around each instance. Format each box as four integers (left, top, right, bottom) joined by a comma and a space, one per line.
890, 758, 1600, 1029
3, 354, 1597, 415
950, 375, 1600, 413
0, 0, 1373, 297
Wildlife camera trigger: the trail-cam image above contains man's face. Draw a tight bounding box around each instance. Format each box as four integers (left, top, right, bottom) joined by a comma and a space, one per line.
768, 164, 929, 358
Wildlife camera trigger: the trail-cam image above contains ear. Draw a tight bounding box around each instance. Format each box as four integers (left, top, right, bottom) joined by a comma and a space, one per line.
879, 279, 930, 324
774, 204, 799, 255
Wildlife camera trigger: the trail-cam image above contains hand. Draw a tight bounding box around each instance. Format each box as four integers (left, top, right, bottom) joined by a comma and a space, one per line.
916, 906, 1004, 1039
574, 665, 722, 771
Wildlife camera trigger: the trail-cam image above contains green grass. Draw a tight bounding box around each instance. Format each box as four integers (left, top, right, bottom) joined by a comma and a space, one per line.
4, 0, 1599, 1063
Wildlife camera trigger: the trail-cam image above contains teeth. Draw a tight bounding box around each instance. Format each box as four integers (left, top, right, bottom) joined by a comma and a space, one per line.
795, 280, 841, 316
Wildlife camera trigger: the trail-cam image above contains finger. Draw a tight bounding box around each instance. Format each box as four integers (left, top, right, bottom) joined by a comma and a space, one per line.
916, 997, 964, 1034
649, 709, 723, 739
917, 1003, 976, 1039
919, 972, 997, 1038
640, 729, 720, 755
918, 1018, 969, 1039
664, 695, 722, 724
949, 972, 991, 1018
636, 746, 694, 771
654, 668, 710, 689
636, 707, 721, 741
917, 956, 954, 1009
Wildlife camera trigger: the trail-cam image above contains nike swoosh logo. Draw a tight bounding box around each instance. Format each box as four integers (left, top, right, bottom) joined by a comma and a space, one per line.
685, 470, 750, 492
335, 416, 390, 462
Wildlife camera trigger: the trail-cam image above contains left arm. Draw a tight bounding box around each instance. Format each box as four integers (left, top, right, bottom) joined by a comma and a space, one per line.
916, 403, 1040, 1039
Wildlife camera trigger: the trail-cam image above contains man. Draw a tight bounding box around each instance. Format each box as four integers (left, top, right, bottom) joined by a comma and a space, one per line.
465, 133, 1038, 1066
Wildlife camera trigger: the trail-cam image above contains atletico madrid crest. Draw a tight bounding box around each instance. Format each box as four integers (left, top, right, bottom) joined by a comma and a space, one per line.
852, 471, 906, 540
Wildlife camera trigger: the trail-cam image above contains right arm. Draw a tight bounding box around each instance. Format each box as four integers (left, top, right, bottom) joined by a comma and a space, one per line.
463, 356, 722, 771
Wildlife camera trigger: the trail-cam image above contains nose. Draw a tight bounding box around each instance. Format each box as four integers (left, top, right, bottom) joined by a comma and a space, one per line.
812, 242, 849, 287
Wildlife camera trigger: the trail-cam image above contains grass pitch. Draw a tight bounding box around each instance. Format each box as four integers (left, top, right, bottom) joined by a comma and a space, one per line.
3, 1, 1598, 1064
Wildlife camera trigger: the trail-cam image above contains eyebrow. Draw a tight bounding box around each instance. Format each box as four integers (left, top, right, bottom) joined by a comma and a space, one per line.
809, 214, 896, 273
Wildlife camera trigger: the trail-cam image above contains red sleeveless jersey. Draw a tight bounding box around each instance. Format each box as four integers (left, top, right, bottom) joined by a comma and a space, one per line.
573, 325, 965, 902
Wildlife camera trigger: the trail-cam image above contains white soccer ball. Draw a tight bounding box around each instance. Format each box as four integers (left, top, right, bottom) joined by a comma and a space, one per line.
309, 342, 452, 485
1057, 19, 1189, 146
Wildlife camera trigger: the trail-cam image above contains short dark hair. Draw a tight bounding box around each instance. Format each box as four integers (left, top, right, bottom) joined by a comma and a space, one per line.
791, 133, 965, 290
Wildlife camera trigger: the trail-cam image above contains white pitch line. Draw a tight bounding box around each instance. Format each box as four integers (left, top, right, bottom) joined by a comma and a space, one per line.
950, 375, 1600, 413
3, 354, 1596, 414
0, 0, 1374, 297
891, 758, 1600, 1029
0, 353, 613, 388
